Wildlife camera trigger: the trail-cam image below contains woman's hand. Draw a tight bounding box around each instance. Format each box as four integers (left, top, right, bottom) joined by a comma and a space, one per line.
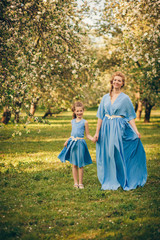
136, 131, 141, 138
129, 119, 141, 138
64, 141, 68, 147
92, 136, 97, 143
94, 133, 99, 142
94, 118, 102, 142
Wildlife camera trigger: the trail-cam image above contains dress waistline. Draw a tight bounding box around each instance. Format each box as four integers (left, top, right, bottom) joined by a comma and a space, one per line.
70, 136, 84, 141
105, 114, 124, 120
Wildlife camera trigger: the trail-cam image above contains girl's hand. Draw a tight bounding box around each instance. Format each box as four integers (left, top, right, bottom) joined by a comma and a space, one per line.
94, 133, 99, 142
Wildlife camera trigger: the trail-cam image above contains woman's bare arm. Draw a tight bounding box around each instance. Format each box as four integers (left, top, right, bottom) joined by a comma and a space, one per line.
94, 118, 103, 141
129, 119, 141, 138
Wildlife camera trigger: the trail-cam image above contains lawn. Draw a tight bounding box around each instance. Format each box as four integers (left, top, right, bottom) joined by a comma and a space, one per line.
0, 109, 160, 240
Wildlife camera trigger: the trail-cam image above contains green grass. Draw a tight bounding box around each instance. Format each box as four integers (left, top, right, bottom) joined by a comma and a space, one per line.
0, 110, 160, 240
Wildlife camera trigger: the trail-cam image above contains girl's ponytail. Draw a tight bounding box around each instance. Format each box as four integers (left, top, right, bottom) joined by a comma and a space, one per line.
72, 112, 77, 119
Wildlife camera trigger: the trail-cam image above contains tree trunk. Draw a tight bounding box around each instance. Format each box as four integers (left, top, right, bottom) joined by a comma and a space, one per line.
136, 101, 142, 120
135, 102, 138, 112
13, 101, 22, 123
1, 107, 11, 124
28, 98, 40, 120
14, 111, 20, 123
144, 101, 153, 123
42, 108, 52, 119
30, 103, 37, 116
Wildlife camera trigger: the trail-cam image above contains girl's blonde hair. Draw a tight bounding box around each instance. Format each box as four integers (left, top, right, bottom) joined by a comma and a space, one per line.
110, 71, 125, 96
72, 101, 84, 119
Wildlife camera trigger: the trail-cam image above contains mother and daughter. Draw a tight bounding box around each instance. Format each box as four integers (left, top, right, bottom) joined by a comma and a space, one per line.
58, 71, 147, 190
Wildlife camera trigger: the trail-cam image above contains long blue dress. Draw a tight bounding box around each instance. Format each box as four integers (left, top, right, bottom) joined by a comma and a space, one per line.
58, 119, 92, 168
96, 92, 147, 190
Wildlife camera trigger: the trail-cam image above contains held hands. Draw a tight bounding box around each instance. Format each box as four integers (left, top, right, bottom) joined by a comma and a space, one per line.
93, 133, 99, 143
90, 134, 98, 143
92, 136, 97, 143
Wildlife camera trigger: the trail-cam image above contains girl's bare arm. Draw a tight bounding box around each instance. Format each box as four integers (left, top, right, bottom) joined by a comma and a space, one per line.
85, 121, 96, 142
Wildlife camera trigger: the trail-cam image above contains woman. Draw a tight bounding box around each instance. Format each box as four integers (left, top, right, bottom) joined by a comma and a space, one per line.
94, 72, 147, 190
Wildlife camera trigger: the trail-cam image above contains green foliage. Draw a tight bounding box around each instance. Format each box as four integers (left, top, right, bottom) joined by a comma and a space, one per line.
1, 0, 97, 118
0, 110, 160, 239
1, 0, 160, 124
96, 0, 160, 115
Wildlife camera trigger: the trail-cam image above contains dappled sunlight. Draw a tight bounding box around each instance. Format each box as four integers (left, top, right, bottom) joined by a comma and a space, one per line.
16, 137, 68, 142
144, 144, 159, 149
68, 229, 102, 240
0, 148, 97, 173
136, 122, 160, 127
142, 134, 160, 138
144, 144, 160, 157
49, 119, 98, 123
58, 111, 97, 117
0, 138, 67, 143
0, 151, 66, 173
14, 121, 97, 128
150, 110, 160, 116
57, 111, 73, 116
0, 137, 97, 144
49, 119, 71, 123
28, 123, 72, 127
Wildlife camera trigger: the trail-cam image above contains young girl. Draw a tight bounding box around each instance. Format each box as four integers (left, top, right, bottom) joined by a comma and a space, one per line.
58, 101, 95, 189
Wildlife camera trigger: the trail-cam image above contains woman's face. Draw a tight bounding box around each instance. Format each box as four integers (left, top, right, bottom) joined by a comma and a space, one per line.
112, 76, 123, 90
74, 107, 84, 119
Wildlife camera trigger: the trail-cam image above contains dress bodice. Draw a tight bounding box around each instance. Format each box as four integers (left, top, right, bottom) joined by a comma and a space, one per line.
97, 92, 136, 122
70, 118, 86, 138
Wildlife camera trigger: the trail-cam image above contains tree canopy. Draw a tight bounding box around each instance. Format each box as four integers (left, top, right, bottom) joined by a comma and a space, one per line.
97, 0, 160, 121
1, 0, 159, 123
1, 0, 97, 122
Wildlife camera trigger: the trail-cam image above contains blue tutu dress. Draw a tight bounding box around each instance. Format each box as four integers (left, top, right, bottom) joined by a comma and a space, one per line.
58, 119, 92, 168
96, 92, 147, 191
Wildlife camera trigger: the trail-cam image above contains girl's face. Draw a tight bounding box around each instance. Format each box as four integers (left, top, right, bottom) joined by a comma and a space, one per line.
75, 107, 84, 119
112, 76, 123, 90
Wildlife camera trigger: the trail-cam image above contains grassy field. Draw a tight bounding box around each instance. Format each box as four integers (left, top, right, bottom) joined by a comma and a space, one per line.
0, 110, 160, 240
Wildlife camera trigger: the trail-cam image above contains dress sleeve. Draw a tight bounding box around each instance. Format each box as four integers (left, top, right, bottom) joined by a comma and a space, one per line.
96, 96, 105, 120
125, 96, 137, 121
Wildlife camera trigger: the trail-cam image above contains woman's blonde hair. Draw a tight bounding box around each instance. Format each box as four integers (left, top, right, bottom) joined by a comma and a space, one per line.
72, 101, 84, 119
110, 71, 125, 95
